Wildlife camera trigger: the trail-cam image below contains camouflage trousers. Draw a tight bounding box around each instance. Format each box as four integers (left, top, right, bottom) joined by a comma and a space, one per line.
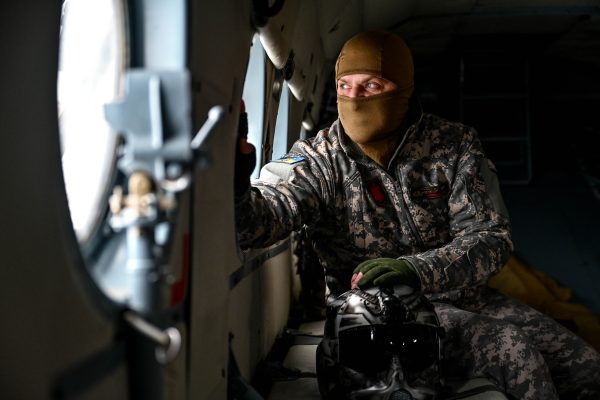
434, 288, 600, 400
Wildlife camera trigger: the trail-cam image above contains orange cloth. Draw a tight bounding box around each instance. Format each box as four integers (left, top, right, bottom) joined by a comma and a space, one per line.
489, 256, 600, 351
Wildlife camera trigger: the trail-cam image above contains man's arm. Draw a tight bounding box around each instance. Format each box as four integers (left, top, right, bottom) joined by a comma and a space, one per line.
234, 102, 328, 249
235, 146, 330, 249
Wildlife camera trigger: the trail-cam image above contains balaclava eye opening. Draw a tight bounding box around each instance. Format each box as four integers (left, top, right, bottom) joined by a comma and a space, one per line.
336, 31, 414, 144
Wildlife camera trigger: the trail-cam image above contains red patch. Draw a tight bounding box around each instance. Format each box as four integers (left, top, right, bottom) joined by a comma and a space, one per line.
367, 180, 386, 205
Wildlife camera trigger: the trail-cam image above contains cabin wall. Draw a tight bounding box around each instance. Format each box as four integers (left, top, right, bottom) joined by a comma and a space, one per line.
186, 1, 253, 398
189, 1, 332, 399
0, 1, 330, 398
0, 3, 127, 399
187, 1, 332, 397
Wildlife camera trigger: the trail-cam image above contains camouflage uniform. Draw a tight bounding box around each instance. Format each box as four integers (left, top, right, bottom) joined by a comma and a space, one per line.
235, 111, 600, 399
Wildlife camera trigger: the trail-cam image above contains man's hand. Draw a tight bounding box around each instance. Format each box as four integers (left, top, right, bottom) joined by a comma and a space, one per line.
235, 101, 256, 197
351, 258, 420, 289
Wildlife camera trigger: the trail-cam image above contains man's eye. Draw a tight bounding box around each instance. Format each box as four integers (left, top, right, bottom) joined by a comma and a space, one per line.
366, 82, 381, 90
339, 83, 350, 90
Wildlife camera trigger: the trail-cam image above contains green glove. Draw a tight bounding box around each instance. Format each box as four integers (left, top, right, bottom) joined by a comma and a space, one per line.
353, 258, 420, 289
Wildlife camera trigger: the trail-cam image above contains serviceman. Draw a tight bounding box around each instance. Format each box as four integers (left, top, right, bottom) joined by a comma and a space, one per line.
234, 31, 600, 399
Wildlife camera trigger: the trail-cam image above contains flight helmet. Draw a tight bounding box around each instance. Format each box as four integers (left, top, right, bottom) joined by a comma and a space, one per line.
316, 285, 444, 400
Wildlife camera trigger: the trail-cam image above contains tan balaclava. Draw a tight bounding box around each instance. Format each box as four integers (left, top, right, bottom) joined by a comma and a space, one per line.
336, 31, 414, 166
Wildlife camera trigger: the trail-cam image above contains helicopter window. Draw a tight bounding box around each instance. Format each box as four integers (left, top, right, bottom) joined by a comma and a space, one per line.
242, 34, 267, 179
272, 82, 290, 160
57, 0, 126, 244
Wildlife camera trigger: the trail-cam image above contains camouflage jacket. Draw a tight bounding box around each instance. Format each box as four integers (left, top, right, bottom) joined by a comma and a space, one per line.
236, 112, 513, 303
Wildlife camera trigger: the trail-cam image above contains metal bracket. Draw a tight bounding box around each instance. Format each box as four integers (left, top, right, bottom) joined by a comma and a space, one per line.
102, 70, 195, 314
105, 70, 192, 182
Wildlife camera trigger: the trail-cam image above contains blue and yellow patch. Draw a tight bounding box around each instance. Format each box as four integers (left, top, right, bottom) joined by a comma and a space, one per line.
271, 156, 305, 164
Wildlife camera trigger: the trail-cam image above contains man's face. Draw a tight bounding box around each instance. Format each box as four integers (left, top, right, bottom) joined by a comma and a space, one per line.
337, 73, 398, 98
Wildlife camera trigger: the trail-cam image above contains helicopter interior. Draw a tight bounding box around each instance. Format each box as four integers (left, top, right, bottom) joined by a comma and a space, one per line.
1, 1, 600, 399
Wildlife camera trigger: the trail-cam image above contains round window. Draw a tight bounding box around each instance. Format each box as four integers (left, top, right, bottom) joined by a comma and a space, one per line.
57, 0, 127, 245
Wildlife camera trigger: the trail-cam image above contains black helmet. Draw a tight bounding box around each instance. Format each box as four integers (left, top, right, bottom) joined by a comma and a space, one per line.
316, 285, 444, 400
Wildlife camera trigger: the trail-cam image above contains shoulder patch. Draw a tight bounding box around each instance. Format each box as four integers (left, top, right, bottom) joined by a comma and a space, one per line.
271, 156, 306, 165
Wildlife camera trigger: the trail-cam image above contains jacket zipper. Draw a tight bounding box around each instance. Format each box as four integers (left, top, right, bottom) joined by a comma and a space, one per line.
388, 117, 426, 249
397, 173, 426, 248
376, 162, 426, 249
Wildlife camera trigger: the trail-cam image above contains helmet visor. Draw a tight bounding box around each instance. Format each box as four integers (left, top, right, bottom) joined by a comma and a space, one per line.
339, 323, 439, 374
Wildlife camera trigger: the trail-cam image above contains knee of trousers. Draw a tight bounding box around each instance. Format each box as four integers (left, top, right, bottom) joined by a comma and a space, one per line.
463, 321, 548, 372
443, 316, 547, 370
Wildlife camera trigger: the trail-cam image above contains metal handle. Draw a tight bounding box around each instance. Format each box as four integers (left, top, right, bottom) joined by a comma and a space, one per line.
124, 311, 182, 364
191, 105, 225, 149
